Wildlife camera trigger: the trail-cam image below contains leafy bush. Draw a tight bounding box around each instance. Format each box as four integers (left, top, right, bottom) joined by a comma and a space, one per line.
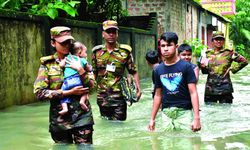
229, 0, 250, 59
29, 0, 80, 19
184, 38, 207, 57
0, 0, 80, 19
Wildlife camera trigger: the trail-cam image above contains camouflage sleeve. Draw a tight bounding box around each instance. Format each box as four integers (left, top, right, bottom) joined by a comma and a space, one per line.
91, 52, 97, 77
126, 53, 137, 75
231, 52, 248, 74
80, 70, 96, 94
33, 65, 63, 100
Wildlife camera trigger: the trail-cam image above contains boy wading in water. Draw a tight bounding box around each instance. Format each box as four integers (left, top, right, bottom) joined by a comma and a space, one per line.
178, 43, 199, 82
145, 50, 160, 98
148, 32, 201, 132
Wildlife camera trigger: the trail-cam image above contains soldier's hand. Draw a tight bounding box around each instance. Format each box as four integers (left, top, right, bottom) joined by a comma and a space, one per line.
136, 88, 142, 101
223, 67, 231, 78
66, 54, 85, 75
71, 86, 89, 95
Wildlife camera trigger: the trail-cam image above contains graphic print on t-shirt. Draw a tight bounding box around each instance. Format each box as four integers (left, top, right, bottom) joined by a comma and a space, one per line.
160, 72, 182, 93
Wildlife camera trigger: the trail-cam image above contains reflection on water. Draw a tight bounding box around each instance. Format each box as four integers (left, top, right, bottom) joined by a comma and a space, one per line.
0, 66, 250, 150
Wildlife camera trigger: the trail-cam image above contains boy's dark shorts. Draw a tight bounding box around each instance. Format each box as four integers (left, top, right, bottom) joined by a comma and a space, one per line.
50, 125, 93, 144
205, 93, 233, 104
99, 105, 127, 121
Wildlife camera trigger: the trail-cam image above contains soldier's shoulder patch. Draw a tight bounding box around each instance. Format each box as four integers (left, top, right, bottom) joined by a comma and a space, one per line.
40, 55, 55, 65
120, 44, 132, 52
92, 45, 103, 52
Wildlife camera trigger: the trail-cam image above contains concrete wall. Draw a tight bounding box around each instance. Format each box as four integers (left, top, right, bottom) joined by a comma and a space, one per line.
0, 16, 45, 109
0, 11, 156, 109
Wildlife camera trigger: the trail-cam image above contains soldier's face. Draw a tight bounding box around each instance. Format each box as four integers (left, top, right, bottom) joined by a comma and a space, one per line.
52, 39, 72, 55
212, 37, 225, 49
103, 28, 118, 44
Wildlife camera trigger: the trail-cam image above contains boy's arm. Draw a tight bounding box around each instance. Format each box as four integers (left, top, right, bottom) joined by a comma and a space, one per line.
148, 88, 162, 131
188, 83, 201, 132
194, 66, 199, 82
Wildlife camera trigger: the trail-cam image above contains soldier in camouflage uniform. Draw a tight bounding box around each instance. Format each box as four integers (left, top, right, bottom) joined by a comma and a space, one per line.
92, 20, 142, 121
199, 31, 248, 104
34, 26, 94, 144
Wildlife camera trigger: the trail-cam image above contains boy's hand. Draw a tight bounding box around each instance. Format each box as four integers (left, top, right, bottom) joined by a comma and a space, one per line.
191, 118, 201, 132
148, 119, 155, 131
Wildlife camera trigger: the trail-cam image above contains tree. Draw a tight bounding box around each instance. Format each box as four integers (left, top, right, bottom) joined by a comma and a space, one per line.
0, 0, 128, 21
0, 0, 81, 19
229, 0, 250, 58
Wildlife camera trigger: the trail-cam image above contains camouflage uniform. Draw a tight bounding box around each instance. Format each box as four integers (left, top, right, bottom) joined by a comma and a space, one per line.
34, 52, 94, 143
200, 48, 248, 103
92, 43, 137, 119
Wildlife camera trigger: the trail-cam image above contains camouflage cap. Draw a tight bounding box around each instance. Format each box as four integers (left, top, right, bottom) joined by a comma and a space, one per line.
212, 31, 225, 39
102, 20, 119, 31
50, 26, 75, 43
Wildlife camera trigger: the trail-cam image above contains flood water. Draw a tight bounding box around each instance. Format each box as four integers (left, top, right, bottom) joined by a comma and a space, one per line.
0, 65, 250, 150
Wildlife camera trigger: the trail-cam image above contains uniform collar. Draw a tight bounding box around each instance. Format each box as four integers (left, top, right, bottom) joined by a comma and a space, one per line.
53, 52, 61, 64
103, 42, 120, 52
211, 48, 230, 54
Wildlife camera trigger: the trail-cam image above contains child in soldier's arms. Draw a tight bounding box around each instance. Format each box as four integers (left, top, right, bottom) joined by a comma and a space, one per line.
59, 41, 91, 115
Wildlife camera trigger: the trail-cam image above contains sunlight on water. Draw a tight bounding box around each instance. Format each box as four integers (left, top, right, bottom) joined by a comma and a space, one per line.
0, 66, 250, 150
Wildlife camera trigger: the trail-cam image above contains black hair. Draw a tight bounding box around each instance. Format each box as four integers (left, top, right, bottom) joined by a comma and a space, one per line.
178, 43, 192, 54
145, 50, 159, 64
70, 41, 86, 55
160, 32, 178, 45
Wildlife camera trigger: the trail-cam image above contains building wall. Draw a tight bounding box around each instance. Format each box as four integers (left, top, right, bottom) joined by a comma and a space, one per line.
126, 0, 195, 44
126, 0, 229, 49
127, 0, 166, 35
185, 3, 199, 40
192, 6, 199, 39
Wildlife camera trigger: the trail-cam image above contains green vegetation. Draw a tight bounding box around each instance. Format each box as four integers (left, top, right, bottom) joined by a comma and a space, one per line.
0, 0, 80, 19
184, 38, 207, 57
229, 0, 250, 58
0, 0, 128, 20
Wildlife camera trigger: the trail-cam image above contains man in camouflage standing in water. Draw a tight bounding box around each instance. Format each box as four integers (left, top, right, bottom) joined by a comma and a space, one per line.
199, 31, 248, 104
92, 20, 142, 121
